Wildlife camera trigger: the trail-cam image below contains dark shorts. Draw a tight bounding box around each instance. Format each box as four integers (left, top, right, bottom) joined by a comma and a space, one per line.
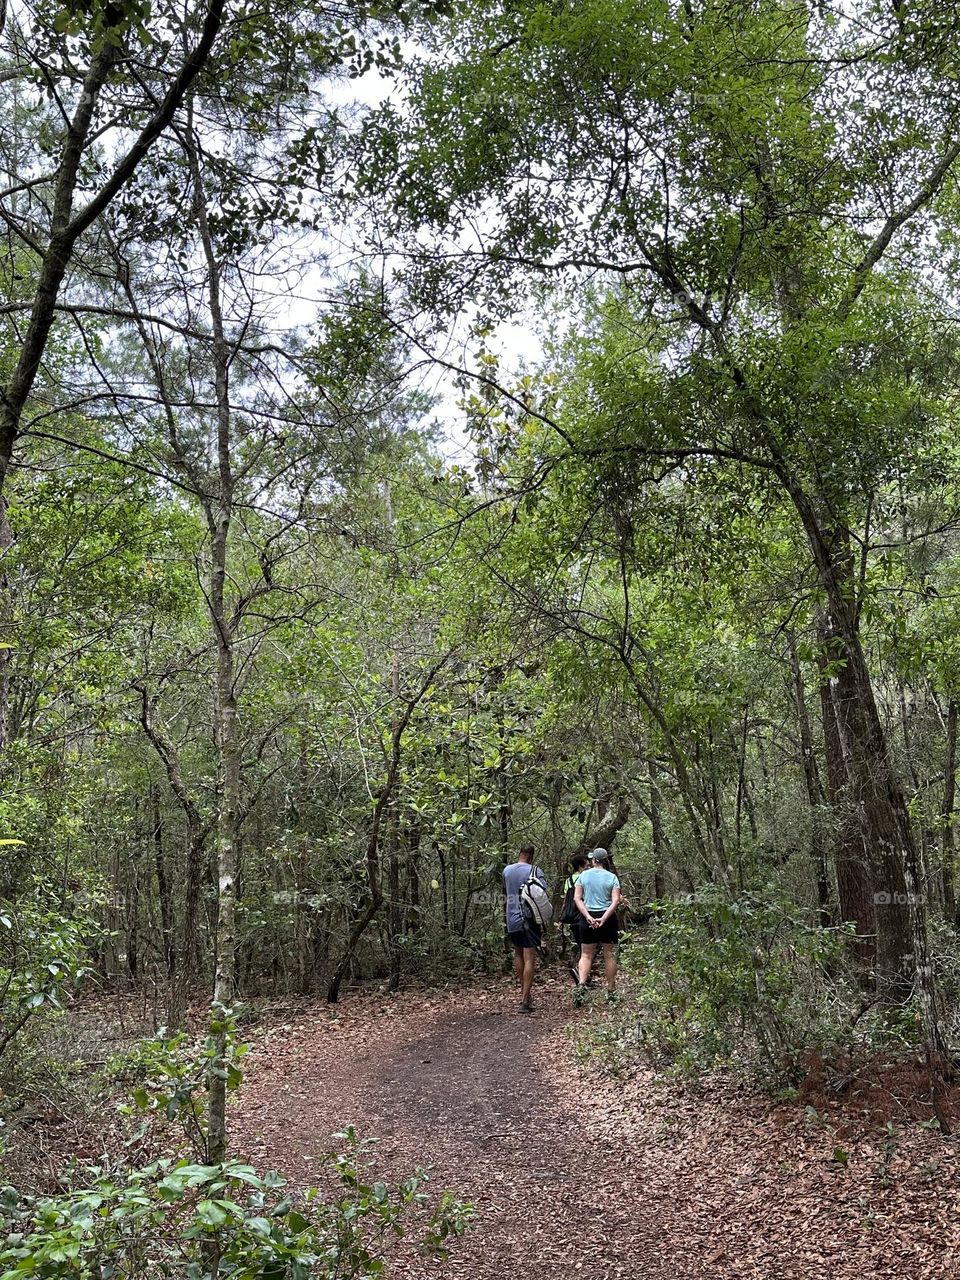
508, 926, 542, 951
579, 911, 619, 945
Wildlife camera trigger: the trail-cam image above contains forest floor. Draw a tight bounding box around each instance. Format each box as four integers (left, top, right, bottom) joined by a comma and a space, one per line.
230, 976, 960, 1280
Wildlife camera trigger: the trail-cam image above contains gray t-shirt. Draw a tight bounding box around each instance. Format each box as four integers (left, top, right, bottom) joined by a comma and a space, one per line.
503, 862, 547, 932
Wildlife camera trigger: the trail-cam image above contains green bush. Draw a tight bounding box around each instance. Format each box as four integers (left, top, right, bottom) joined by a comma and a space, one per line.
0, 1132, 470, 1279
0, 886, 97, 1063
622, 883, 853, 1084
1, 1015, 472, 1278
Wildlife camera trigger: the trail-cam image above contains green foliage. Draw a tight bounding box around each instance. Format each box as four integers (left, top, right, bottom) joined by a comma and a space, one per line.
0, 889, 97, 1060
102, 1011, 257, 1165
624, 886, 852, 1084
3, 1023, 471, 1278
0, 1131, 470, 1279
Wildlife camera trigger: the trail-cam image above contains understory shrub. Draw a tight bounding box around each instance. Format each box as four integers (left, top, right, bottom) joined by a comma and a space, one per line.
1, 1015, 471, 1278
0, 1134, 470, 1279
620, 883, 854, 1084
0, 885, 97, 1064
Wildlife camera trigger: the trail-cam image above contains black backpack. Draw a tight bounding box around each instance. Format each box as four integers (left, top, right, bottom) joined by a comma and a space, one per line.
558, 877, 580, 925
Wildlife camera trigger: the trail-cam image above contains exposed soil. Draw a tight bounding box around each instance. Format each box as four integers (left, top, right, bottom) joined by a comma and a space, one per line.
231, 978, 960, 1280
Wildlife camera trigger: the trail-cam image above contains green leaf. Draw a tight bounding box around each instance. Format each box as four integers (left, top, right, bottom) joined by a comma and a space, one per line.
195, 1199, 229, 1227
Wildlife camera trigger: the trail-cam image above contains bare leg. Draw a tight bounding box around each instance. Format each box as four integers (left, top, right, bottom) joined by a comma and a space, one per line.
604, 944, 618, 992
578, 942, 597, 985
521, 948, 537, 1003
513, 946, 524, 989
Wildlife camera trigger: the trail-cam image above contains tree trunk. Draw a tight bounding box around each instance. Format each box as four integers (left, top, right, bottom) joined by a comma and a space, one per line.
385, 650, 402, 992
207, 594, 241, 1163
0, 497, 13, 753
574, 798, 631, 858
152, 789, 174, 981
786, 635, 833, 927
326, 899, 383, 1004
817, 624, 876, 959
385, 802, 403, 991
406, 820, 422, 936
943, 700, 958, 924
151, 785, 182, 1026
187, 119, 239, 1167
294, 723, 314, 994
182, 832, 207, 981
650, 759, 665, 900
797, 510, 943, 1054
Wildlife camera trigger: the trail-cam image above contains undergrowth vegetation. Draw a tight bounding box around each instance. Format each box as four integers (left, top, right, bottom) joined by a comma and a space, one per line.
575, 885, 951, 1092
0, 1021, 471, 1280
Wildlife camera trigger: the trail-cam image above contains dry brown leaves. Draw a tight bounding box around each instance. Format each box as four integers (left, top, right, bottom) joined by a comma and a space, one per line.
227, 979, 960, 1280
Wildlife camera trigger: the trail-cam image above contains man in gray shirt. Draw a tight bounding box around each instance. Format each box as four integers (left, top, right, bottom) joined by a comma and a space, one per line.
503, 843, 547, 1013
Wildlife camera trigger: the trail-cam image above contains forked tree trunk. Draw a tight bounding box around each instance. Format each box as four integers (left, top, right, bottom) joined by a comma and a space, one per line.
574, 798, 631, 858
327, 654, 451, 1003
136, 687, 210, 1008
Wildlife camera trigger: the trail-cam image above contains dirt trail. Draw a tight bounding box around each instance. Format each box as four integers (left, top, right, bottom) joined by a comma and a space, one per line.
231, 980, 960, 1279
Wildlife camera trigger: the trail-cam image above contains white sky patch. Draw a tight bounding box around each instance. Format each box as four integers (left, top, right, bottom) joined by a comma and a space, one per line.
288, 58, 549, 464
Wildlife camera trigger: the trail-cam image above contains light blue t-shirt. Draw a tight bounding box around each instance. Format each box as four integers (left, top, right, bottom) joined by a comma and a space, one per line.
503, 862, 547, 932
579, 867, 620, 911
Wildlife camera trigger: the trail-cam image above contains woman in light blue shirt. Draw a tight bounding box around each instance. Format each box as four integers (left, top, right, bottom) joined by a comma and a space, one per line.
574, 847, 621, 999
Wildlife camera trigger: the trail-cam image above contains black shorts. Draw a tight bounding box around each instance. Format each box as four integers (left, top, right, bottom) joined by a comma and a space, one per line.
508, 926, 542, 950
579, 911, 619, 945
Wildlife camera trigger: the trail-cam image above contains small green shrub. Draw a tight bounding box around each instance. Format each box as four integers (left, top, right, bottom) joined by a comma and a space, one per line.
0, 1131, 471, 1279
6, 1019, 471, 1278
620, 883, 853, 1084
0, 886, 98, 1063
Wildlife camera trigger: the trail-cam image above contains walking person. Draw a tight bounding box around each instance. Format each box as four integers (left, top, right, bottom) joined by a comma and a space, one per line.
559, 853, 590, 983
574, 847, 622, 1002
503, 843, 549, 1014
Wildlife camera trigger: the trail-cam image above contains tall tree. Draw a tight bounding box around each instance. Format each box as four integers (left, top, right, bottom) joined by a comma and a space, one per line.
0, 0, 226, 490
367, 0, 960, 1050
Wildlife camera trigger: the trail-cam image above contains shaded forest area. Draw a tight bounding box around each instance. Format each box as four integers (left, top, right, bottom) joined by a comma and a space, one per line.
4, 0, 960, 1273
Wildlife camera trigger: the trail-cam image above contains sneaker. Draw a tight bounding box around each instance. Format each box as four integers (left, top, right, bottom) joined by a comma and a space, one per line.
568, 964, 580, 985
606, 990, 620, 1005
518, 999, 534, 1014
573, 984, 588, 1007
